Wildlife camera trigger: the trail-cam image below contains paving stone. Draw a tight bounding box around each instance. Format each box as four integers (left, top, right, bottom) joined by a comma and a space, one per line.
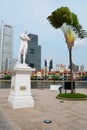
0, 88, 87, 130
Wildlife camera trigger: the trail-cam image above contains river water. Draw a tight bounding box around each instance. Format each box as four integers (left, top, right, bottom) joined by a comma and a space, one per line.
0, 80, 87, 89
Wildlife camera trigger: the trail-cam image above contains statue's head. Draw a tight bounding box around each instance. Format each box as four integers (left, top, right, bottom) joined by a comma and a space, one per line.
24, 29, 28, 34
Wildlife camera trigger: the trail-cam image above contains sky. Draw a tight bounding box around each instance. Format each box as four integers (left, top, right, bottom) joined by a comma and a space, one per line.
0, 0, 87, 70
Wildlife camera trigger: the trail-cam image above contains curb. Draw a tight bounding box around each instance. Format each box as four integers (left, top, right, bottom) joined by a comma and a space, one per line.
57, 97, 87, 101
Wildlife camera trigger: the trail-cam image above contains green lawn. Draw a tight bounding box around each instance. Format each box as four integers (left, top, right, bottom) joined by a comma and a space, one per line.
57, 93, 87, 99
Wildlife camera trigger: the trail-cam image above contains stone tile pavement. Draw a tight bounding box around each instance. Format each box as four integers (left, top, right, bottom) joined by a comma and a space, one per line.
0, 88, 87, 130
0, 108, 21, 130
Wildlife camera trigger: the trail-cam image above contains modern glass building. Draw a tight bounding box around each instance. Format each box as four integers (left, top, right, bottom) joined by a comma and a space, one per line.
45, 59, 53, 72
26, 34, 41, 69
0, 22, 13, 71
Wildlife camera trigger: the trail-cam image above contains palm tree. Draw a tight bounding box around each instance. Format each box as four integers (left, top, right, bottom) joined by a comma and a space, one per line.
47, 7, 87, 93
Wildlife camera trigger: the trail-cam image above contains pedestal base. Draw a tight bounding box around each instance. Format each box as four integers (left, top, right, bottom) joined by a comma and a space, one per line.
8, 63, 35, 109
8, 92, 34, 109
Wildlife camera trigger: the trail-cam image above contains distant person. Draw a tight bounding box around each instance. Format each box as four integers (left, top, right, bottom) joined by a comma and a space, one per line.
18, 29, 31, 64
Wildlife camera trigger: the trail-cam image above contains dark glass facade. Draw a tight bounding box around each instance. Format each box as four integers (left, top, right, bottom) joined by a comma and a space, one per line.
26, 34, 41, 69
45, 59, 53, 71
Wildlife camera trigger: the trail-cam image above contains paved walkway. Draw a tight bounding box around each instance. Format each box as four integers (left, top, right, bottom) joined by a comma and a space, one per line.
0, 88, 87, 130
0, 108, 21, 130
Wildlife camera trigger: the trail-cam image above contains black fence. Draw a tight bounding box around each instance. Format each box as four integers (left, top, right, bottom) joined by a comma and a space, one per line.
0, 80, 87, 89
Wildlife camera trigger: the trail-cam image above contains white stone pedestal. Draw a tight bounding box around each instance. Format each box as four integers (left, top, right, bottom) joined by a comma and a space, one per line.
8, 63, 35, 109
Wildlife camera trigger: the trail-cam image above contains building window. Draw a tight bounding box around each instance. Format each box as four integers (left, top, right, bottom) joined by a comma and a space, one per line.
30, 49, 34, 54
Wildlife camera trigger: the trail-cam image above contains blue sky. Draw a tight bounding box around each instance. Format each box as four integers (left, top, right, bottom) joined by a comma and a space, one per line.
0, 0, 87, 70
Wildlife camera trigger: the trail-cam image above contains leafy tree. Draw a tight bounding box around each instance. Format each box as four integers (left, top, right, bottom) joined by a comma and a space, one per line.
52, 74, 60, 80
3, 74, 11, 80
47, 6, 87, 93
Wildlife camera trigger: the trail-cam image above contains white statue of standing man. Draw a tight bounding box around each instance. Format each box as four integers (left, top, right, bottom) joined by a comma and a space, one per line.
18, 29, 31, 64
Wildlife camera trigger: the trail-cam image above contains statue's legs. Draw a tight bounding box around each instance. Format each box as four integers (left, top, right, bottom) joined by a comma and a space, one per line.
23, 54, 26, 64
23, 45, 28, 64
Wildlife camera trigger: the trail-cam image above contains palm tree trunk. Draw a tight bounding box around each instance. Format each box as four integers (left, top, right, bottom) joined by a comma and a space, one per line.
68, 46, 73, 94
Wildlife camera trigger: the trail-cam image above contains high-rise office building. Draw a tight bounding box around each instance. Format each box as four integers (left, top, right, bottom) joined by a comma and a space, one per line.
0, 22, 13, 71
45, 59, 53, 72
26, 34, 41, 69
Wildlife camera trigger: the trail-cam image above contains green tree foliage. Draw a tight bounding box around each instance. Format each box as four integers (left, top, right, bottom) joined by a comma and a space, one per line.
47, 6, 87, 39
